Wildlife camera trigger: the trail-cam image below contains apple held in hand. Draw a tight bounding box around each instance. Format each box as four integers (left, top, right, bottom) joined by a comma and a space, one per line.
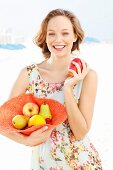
68, 58, 83, 77
23, 102, 39, 117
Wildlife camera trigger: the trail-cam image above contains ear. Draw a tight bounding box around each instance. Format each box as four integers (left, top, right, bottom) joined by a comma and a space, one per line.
74, 38, 77, 42
74, 35, 77, 42
73, 38, 77, 43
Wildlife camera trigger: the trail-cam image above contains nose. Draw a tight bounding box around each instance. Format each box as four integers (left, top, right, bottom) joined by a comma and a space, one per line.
55, 34, 62, 42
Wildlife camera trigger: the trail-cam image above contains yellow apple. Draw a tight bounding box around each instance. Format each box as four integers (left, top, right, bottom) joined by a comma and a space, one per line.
23, 102, 39, 117
28, 115, 46, 127
12, 115, 28, 130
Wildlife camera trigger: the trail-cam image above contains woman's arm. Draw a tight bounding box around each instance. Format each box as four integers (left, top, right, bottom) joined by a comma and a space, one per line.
64, 70, 97, 140
9, 67, 29, 98
1, 126, 51, 146
1, 67, 52, 146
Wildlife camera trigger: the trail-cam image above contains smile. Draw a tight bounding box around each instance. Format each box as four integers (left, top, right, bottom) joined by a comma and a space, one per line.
53, 45, 65, 51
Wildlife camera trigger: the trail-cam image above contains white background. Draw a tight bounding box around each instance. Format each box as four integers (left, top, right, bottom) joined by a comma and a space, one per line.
0, 0, 113, 41
0, 42, 113, 170
0, 0, 113, 169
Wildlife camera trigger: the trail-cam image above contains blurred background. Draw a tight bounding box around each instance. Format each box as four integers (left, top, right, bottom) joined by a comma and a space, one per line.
0, 0, 113, 169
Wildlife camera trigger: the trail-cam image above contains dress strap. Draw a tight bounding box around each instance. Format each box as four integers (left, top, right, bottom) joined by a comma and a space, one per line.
26, 64, 38, 94
73, 80, 83, 101
77, 80, 83, 99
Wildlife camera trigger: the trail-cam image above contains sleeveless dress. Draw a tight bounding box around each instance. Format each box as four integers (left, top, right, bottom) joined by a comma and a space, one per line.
27, 64, 103, 170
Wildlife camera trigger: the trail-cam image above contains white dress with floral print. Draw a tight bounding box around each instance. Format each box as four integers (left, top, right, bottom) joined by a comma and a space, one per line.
27, 64, 103, 170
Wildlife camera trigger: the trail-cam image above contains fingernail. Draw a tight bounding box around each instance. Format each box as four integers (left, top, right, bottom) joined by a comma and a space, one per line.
44, 126, 48, 130
72, 61, 75, 64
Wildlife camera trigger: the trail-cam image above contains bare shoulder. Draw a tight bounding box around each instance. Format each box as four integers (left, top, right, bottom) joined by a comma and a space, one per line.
17, 66, 29, 79
79, 69, 98, 106
84, 69, 98, 83
81, 69, 98, 93
20, 66, 28, 74
15, 66, 29, 86
9, 66, 29, 99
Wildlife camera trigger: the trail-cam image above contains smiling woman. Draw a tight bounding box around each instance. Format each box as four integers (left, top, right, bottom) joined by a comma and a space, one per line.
0, 8, 103, 170
34, 9, 84, 59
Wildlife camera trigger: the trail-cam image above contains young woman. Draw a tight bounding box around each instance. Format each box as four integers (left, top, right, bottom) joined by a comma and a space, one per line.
1, 9, 103, 169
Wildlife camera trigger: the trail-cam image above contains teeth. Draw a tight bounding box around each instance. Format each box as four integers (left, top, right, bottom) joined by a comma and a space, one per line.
54, 45, 65, 49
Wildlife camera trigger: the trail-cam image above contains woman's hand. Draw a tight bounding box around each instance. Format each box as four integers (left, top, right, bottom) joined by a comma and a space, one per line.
23, 126, 53, 147
64, 59, 90, 89
1, 124, 53, 147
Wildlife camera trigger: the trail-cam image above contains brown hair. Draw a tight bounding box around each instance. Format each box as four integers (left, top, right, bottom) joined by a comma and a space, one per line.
34, 9, 84, 59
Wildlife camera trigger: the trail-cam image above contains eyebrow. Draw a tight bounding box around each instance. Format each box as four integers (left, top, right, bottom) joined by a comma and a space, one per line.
47, 29, 70, 32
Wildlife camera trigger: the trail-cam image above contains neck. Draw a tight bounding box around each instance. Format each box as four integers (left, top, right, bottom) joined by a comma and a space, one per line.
47, 55, 71, 71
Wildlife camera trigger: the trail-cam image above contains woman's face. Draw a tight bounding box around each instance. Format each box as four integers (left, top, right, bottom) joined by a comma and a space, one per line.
46, 16, 76, 58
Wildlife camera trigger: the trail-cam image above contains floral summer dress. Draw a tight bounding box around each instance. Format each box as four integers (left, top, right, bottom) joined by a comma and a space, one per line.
27, 64, 103, 170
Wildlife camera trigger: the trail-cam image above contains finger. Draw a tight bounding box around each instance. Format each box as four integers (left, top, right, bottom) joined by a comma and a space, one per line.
81, 60, 90, 74
81, 61, 86, 74
31, 126, 49, 136
39, 126, 49, 133
86, 63, 90, 71
68, 68, 78, 77
82, 60, 86, 67
42, 129, 53, 137
72, 62, 81, 75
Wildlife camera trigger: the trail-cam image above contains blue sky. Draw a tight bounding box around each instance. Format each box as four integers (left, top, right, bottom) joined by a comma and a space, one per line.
0, 0, 113, 41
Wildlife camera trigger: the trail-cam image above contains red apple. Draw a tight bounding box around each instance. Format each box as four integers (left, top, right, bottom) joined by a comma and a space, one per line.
23, 102, 39, 117
68, 58, 83, 77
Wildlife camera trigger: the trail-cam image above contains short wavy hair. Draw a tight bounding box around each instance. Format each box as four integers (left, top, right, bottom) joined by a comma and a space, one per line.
34, 9, 84, 59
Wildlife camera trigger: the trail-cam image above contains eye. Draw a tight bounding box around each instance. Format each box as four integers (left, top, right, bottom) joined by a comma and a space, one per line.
62, 32, 69, 35
48, 33, 55, 36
